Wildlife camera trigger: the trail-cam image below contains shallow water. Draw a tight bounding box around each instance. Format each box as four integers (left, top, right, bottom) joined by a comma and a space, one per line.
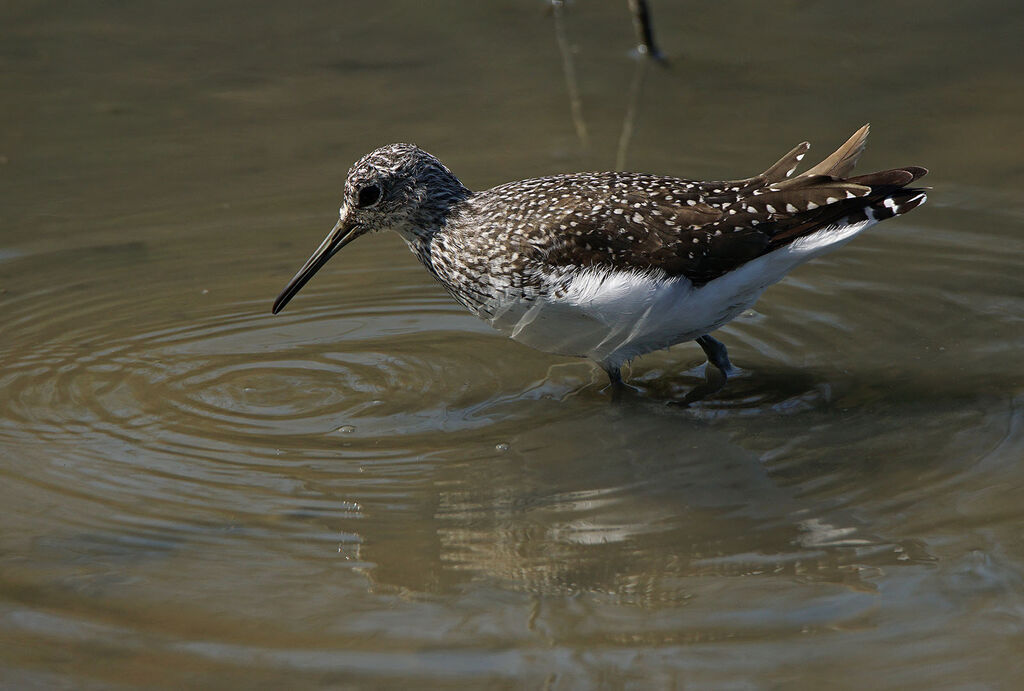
2, 1, 1024, 687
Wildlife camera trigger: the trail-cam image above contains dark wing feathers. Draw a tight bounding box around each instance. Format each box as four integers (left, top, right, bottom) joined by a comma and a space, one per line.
847, 165, 928, 187
530, 125, 927, 286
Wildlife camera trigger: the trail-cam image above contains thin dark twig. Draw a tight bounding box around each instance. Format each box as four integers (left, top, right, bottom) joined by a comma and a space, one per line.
627, 0, 666, 63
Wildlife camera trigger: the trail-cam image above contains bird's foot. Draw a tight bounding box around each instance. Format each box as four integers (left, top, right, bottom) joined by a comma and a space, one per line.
600, 364, 636, 402
695, 334, 735, 379
666, 335, 736, 406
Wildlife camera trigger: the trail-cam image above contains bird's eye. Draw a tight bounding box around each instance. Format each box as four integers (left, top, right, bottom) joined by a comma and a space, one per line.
356, 184, 382, 208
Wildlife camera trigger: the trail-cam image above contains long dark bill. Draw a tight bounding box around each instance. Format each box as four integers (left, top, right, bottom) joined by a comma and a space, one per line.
272, 219, 361, 314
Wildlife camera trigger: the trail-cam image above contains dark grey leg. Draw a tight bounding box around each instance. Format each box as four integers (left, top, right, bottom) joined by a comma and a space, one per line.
695, 334, 733, 378
602, 364, 625, 400
670, 335, 733, 406
604, 365, 623, 387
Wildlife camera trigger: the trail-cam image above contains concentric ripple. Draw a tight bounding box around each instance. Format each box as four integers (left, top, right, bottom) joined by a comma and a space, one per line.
0, 279, 564, 468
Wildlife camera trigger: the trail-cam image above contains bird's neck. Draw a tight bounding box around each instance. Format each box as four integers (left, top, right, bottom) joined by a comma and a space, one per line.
396, 186, 473, 248
396, 191, 474, 281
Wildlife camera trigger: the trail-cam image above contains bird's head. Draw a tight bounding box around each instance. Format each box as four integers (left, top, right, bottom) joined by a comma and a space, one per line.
272, 143, 469, 314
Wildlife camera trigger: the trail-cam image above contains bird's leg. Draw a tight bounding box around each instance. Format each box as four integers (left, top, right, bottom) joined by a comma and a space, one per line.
695, 334, 734, 379
602, 364, 625, 400
670, 335, 734, 406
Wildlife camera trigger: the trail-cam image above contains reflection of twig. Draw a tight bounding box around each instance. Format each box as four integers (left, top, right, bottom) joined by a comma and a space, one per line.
627, 0, 666, 63
551, 0, 590, 150
615, 55, 649, 170
618, 0, 669, 169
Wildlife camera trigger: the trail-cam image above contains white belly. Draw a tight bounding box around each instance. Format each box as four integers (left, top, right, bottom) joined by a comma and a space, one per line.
487, 269, 751, 368
484, 219, 877, 369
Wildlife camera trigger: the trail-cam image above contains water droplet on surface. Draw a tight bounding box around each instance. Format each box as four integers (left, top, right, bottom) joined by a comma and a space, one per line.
495, 442, 509, 452
337, 425, 356, 434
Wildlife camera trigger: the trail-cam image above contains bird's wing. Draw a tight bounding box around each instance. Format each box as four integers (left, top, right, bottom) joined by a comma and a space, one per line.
519, 127, 926, 285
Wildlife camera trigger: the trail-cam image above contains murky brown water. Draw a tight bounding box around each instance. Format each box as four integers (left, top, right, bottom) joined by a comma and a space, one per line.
3, 1, 1024, 687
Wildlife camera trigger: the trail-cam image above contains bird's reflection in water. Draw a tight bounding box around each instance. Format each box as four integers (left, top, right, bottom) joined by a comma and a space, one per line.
356, 405, 930, 602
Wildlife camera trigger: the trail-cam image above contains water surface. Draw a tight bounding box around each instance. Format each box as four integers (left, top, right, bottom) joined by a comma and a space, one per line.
2, 1, 1024, 687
